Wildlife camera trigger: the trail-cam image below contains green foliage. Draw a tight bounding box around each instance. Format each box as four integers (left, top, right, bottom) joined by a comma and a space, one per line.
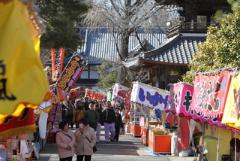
183, 4, 240, 84
38, 0, 88, 50
97, 62, 118, 89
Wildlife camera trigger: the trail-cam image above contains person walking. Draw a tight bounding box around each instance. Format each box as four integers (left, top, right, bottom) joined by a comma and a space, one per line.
85, 103, 99, 131
84, 97, 90, 111
94, 103, 103, 142
63, 96, 75, 128
75, 119, 96, 161
56, 121, 75, 161
102, 101, 116, 142
74, 99, 86, 128
114, 108, 123, 142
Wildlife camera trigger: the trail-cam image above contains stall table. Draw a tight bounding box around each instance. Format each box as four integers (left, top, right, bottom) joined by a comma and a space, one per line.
130, 124, 141, 137
148, 129, 171, 154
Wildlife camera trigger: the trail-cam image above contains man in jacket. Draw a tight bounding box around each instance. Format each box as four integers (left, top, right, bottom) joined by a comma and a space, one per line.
85, 103, 99, 131
102, 101, 116, 142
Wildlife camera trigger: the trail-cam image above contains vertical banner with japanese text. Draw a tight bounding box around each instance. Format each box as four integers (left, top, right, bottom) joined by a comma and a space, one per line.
170, 82, 193, 117
57, 55, 85, 93
190, 70, 231, 126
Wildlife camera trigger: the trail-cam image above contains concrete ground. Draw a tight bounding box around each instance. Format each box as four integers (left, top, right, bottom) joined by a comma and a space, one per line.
39, 131, 196, 161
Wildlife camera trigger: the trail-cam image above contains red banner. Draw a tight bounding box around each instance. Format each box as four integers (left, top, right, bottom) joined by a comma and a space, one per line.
0, 108, 35, 139
85, 89, 106, 101
190, 70, 231, 126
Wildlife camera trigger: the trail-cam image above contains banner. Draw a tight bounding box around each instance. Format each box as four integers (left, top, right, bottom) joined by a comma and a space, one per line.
51, 48, 56, 81
190, 70, 231, 126
169, 83, 193, 117
112, 83, 131, 110
112, 84, 129, 100
131, 82, 169, 110
0, 108, 35, 139
39, 112, 48, 139
0, 0, 49, 117
222, 73, 240, 128
57, 55, 85, 92
58, 48, 65, 78
85, 89, 106, 101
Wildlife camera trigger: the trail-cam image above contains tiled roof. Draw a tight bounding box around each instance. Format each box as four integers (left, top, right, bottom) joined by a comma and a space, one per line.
142, 33, 206, 65
79, 27, 167, 64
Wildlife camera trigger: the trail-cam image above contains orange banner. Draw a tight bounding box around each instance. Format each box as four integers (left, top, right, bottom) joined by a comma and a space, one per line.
51, 48, 56, 81
59, 48, 65, 75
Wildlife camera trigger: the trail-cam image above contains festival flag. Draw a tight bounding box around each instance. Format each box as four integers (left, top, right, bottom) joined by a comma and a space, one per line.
0, 0, 49, 118
0, 108, 36, 139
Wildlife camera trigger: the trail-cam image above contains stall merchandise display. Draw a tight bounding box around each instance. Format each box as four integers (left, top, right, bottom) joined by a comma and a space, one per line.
0, 135, 37, 161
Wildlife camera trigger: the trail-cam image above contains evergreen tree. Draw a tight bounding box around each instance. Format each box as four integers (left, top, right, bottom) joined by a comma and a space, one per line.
38, 0, 88, 50
183, 1, 240, 83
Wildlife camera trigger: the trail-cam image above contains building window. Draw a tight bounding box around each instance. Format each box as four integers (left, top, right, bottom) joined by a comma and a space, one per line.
89, 65, 99, 79
197, 16, 207, 29
80, 71, 88, 79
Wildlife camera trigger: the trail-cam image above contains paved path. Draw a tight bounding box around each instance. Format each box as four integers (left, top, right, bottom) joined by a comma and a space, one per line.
39, 131, 195, 161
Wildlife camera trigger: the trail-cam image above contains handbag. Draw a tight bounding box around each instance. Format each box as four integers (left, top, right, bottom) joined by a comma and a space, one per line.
93, 145, 97, 153
85, 136, 97, 153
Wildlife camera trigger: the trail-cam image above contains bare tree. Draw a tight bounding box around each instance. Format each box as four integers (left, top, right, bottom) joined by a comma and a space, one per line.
84, 0, 176, 84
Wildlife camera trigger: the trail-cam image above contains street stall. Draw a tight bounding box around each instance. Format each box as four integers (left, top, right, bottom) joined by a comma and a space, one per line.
166, 69, 240, 161
130, 82, 171, 153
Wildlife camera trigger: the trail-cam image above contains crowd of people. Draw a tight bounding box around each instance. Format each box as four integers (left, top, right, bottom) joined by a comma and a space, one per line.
56, 96, 124, 161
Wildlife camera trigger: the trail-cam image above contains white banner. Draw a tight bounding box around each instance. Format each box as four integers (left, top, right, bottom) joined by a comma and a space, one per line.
131, 82, 169, 110
112, 83, 129, 100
